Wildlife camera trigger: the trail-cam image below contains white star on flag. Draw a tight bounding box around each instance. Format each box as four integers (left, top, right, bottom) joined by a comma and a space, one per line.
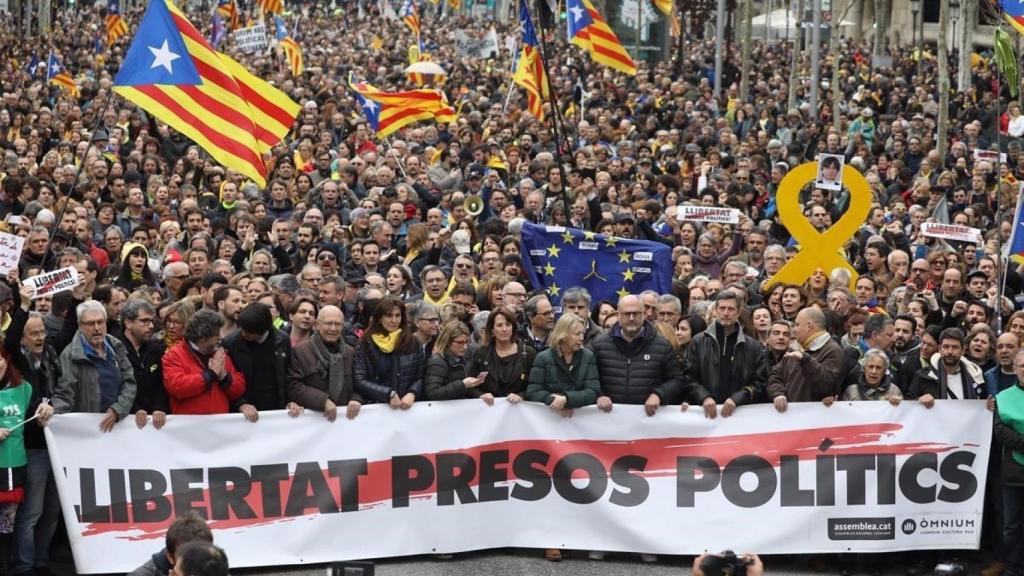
569, 5, 585, 21
362, 100, 378, 112
149, 40, 181, 74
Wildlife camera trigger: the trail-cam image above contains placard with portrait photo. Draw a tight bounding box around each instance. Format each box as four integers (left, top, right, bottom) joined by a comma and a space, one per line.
815, 153, 844, 191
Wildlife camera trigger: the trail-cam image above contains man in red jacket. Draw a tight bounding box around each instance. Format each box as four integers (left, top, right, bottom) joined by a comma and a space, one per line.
162, 309, 249, 418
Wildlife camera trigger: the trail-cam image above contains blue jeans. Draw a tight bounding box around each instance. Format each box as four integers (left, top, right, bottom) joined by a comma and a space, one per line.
1004, 484, 1024, 576
13, 450, 61, 574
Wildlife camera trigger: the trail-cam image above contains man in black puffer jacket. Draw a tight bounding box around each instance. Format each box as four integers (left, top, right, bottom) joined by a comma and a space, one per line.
592, 295, 685, 416
682, 290, 770, 418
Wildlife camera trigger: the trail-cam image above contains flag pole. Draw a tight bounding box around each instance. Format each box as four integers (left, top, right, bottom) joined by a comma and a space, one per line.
531, 0, 574, 225
41, 90, 120, 265
501, 38, 520, 116
996, 12, 1007, 332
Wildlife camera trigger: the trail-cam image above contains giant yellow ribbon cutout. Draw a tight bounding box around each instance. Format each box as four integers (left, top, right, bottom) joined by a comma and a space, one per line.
762, 161, 872, 293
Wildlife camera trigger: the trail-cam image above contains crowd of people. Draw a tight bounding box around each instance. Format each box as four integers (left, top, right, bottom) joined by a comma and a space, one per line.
1, 0, 1024, 574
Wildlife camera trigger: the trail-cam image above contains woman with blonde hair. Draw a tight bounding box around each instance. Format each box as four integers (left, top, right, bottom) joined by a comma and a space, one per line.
424, 321, 480, 400
526, 313, 599, 562
158, 300, 196, 349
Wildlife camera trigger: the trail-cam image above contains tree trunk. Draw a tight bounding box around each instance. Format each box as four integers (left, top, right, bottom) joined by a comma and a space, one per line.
957, 0, 974, 93
787, 0, 802, 111
809, 0, 821, 114
937, 0, 949, 157
739, 0, 752, 101
831, 1, 842, 133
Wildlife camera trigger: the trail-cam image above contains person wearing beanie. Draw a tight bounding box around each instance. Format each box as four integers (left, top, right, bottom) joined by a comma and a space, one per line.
112, 242, 158, 291
221, 303, 295, 418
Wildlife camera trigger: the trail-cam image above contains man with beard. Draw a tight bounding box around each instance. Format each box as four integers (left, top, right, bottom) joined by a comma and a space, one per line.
892, 315, 921, 367
213, 286, 244, 339
120, 300, 168, 430
292, 224, 319, 271
287, 305, 361, 421
909, 328, 987, 405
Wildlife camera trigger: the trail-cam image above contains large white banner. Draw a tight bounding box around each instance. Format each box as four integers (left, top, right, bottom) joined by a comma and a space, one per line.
45, 401, 992, 573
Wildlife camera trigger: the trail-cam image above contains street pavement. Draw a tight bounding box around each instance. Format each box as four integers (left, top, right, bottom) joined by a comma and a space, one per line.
200, 550, 990, 576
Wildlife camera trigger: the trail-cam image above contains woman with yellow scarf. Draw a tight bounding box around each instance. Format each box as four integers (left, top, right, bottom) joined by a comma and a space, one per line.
353, 296, 427, 410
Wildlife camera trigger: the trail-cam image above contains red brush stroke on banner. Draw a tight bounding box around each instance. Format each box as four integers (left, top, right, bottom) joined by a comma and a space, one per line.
80, 422, 958, 540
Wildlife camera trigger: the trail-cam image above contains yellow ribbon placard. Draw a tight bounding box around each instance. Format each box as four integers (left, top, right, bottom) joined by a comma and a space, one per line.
762, 161, 872, 293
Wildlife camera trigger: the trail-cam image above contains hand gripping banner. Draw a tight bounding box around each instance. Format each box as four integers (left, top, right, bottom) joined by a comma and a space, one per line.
45, 401, 992, 573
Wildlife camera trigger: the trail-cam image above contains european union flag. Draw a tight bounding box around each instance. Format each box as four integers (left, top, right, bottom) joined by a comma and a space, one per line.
1008, 185, 1024, 264
520, 222, 674, 307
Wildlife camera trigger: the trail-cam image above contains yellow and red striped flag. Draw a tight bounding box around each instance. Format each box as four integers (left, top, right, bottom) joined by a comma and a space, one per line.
400, 0, 421, 38
514, 0, 549, 120
46, 54, 80, 98
566, 0, 636, 75
273, 16, 303, 76
350, 81, 455, 139
216, 0, 241, 31
105, 0, 129, 45
652, 0, 680, 37
113, 0, 300, 186
259, 0, 284, 15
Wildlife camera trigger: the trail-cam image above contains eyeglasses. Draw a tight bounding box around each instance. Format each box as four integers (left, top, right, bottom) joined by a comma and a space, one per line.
418, 316, 441, 323
318, 253, 337, 261
452, 338, 470, 346
455, 263, 474, 270
505, 292, 526, 299
80, 319, 105, 328
132, 317, 155, 324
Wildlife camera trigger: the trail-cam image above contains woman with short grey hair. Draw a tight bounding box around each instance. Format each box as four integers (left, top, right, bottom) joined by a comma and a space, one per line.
832, 348, 902, 405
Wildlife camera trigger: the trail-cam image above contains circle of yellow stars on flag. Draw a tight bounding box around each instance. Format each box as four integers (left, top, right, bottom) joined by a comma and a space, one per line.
537, 227, 634, 300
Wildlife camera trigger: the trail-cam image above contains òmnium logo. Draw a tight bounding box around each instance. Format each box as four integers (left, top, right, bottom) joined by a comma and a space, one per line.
901, 515, 977, 537
827, 517, 896, 540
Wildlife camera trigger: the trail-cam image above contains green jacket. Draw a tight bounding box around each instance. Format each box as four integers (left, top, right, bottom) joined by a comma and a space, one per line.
0, 380, 32, 491
526, 348, 600, 408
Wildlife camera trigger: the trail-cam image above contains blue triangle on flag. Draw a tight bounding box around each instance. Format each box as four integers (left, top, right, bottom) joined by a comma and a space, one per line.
114, 0, 201, 87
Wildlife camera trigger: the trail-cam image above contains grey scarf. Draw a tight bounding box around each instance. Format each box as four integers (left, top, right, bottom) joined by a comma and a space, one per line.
310, 332, 346, 401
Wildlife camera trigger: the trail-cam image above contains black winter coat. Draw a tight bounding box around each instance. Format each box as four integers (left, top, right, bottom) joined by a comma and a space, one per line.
682, 324, 769, 405
123, 336, 169, 414
590, 323, 685, 404
222, 328, 291, 410
354, 340, 426, 402
424, 353, 477, 400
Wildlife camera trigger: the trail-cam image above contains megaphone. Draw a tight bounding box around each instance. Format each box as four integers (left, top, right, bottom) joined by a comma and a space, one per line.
464, 195, 484, 216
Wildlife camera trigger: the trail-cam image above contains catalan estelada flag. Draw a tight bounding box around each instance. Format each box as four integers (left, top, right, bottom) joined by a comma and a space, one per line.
259, 0, 284, 15
350, 81, 455, 139
400, 0, 421, 39
513, 0, 549, 120
566, 0, 636, 75
1008, 184, 1024, 264
105, 0, 129, 45
216, 0, 241, 31
274, 16, 303, 76
1002, 0, 1024, 36
113, 0, 299, 187
46, 54, 79, 98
